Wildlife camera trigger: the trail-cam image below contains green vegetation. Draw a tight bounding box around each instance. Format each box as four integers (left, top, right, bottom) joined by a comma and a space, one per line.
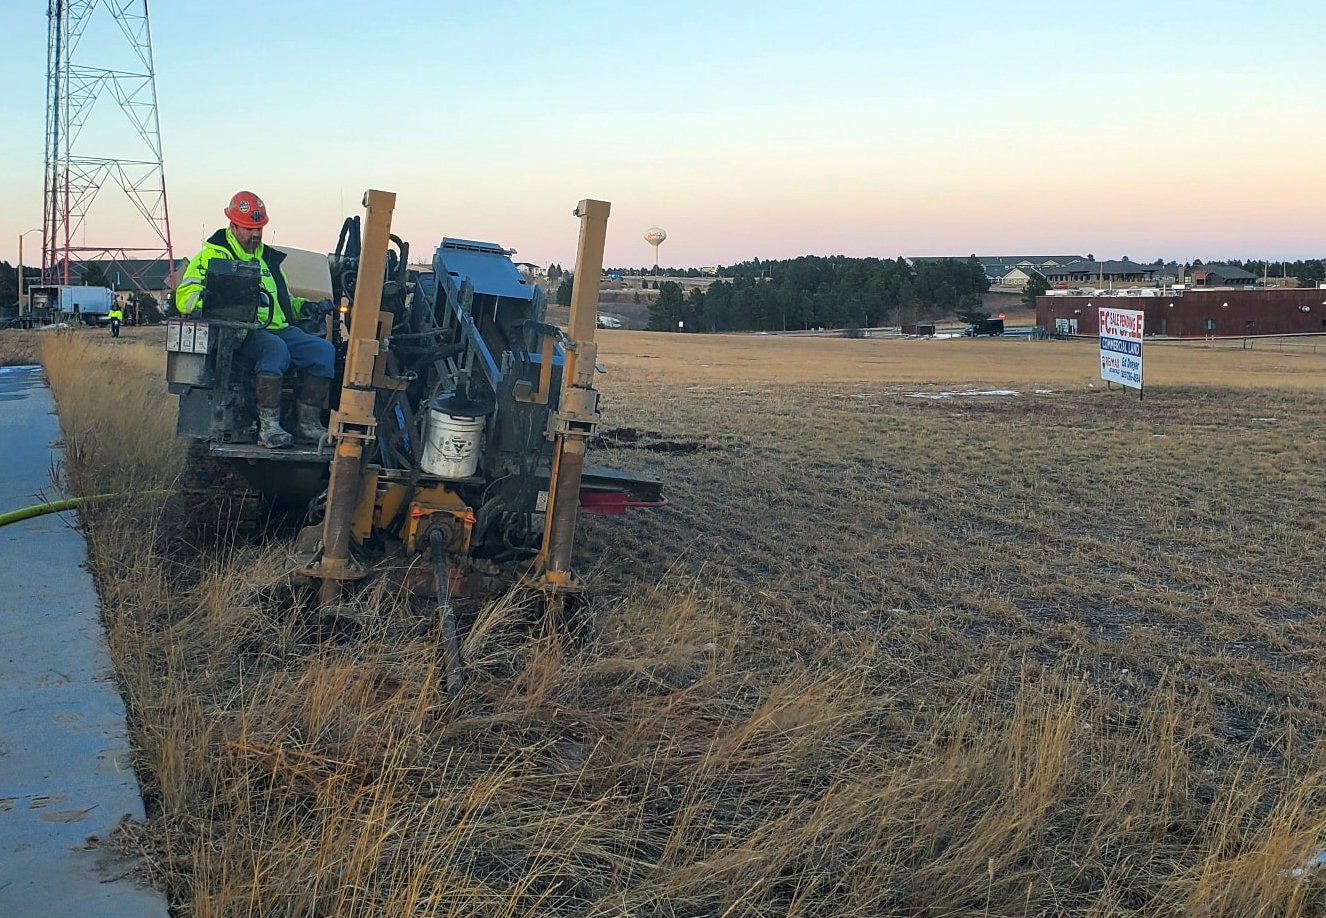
954, 301, 992, 325
610, 266, 710, 278
645, 256, 989, 332
0, 262, 17, 307
80, 260, 114, 289
555, 272, 573, 307
1231, 259, 1326, 287
1022, 270, 1050, 308
646, 280, 684, 330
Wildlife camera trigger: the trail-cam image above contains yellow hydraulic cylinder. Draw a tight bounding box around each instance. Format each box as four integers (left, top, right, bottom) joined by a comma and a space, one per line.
536, 199, 610, 590
302, 189, 396, 607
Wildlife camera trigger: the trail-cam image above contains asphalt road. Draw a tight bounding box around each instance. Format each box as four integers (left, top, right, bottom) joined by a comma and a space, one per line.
0, 365, 167, 917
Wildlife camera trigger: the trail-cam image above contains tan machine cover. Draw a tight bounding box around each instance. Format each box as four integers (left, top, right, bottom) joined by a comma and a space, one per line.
279, 247, 334, 301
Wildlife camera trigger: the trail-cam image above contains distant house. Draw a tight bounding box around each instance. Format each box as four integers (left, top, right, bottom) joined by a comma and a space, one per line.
992, 255, 1087, 270
1148, 261, 1183, 285
1040, 259, 1158, 285
1188, 264, 1258, 287
1000, 267, 1048, 288
68, 257, 187, 302
911, 255, 1088, 287
514, 262, 548, 286
981, 255, 1087, 283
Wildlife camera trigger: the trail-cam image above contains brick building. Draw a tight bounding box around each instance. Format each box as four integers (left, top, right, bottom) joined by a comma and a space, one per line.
1036, 287, 1326, 337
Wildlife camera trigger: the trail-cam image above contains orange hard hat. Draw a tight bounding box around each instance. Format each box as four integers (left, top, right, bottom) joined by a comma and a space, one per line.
224, 190, 269, 229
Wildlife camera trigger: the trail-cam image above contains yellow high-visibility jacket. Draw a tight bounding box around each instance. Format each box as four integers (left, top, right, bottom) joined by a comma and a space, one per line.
175, 227, 309, 330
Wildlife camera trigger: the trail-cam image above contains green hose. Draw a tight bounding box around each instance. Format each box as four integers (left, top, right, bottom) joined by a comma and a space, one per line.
0, 491, 170, 528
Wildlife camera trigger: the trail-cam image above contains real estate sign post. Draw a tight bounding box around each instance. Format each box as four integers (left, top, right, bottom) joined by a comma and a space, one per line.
1099, 307, 1144, 398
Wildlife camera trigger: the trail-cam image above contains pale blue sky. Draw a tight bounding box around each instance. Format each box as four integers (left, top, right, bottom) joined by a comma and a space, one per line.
2, 0, 1324, 269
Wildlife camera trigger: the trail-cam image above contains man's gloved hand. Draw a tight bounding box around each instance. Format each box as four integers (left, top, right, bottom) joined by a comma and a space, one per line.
304, 298, 335, 320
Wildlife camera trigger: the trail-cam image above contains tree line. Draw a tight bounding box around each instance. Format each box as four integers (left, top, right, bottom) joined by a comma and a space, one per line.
605, 266, 712, 278
0, 262, 37, 308
0, 260, 111, 305
642, 255, 990, 333
1224, 259, 1326, 288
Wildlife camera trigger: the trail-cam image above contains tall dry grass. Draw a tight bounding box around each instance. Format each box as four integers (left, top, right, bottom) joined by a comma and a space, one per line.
0, 328, 46, 367
35, 330, 1326, 916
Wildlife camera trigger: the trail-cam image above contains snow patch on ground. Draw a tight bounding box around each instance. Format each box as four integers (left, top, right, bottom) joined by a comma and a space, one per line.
904, 389, 1020, 400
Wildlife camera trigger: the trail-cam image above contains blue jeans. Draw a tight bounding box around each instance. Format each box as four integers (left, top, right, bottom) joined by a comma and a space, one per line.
240, 325, 335, 378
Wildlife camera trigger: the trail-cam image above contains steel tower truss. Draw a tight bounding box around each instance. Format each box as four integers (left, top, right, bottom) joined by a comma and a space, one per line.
43, 0, 174, 292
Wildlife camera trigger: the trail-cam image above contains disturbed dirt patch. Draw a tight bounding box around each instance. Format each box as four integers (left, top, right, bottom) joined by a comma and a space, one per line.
591, 426, 718, 455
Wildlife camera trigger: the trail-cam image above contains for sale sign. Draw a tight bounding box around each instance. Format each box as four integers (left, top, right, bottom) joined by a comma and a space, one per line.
1099, 307, 1144, 390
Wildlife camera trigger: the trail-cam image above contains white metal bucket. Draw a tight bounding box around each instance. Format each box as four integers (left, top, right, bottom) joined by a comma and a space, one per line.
422, 408, 484, 479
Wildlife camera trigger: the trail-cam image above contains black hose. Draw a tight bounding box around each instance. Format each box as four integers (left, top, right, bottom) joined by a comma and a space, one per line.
430, 529, 464, 698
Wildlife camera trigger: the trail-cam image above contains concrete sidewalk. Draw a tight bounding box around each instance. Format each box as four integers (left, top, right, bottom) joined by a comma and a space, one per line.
0, 365, 168, 917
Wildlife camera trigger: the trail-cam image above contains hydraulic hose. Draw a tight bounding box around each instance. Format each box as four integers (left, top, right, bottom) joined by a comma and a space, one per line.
0, 494, 114, 528
0, 490, 170, 529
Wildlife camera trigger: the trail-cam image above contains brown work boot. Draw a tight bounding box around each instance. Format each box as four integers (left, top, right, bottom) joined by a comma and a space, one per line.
295, 375, 331, 443
254, 372, 293, 449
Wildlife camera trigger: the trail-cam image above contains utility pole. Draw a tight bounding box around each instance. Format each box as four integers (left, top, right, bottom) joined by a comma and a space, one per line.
17, 230, 40, 312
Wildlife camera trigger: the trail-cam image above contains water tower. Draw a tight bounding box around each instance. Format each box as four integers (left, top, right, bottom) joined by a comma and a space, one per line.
644, 226, 667, 267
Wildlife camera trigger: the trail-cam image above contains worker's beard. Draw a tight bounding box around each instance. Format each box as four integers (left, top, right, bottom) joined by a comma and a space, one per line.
231, 226, 262, 253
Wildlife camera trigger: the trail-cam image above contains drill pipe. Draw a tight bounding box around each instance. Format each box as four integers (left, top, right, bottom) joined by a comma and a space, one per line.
430, 528, 464, 698
316, 441, 366, 607
542, 439, 587, 582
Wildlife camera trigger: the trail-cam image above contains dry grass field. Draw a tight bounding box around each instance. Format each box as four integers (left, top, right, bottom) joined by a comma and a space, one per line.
21, 325, 1326, 916
0, 328, 45, 367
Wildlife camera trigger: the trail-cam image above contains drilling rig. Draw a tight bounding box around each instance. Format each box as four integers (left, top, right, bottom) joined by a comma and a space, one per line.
165, 191, 663, 692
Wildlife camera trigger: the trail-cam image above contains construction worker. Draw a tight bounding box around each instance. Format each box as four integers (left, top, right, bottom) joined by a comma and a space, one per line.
175, 191, 335, 448
107, 301, 123, 338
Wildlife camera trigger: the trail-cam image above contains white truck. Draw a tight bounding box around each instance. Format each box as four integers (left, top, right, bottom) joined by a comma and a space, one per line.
40, 285, 115, 325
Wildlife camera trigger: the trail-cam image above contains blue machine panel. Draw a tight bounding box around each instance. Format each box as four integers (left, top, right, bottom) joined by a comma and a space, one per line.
435, 238, 534, 301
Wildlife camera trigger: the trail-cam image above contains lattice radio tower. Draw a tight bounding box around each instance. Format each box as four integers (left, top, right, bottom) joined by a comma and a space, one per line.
43, 0, 174, 292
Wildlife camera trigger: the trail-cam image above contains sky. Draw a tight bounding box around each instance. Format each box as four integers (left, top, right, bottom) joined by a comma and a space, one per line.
2, 0, 1324, 271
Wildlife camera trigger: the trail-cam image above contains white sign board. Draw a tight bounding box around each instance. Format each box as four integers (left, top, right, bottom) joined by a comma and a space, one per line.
1099, 307, 1144, 390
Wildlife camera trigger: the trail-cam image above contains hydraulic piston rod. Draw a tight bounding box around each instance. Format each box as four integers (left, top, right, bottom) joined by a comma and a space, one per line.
534, 199, 610, 591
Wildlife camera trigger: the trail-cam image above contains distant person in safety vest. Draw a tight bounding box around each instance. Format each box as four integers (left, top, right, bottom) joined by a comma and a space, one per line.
107, 303, 122, 338
174, 191, 335, 448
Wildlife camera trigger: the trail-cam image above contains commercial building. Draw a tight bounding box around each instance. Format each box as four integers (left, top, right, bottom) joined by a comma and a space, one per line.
1036, 287, 1326, 337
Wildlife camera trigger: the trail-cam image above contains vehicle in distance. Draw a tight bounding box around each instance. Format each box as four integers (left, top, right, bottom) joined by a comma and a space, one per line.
596, 314, 623, 329
963, 319, 1004, 337
1, 314, 55, 330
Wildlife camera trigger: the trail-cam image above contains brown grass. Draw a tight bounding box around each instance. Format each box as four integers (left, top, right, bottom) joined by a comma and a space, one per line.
34, 329, 1326, 916
595, 329, 1326, 387
0, 322, 168, 368
0, 328, 46, 366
